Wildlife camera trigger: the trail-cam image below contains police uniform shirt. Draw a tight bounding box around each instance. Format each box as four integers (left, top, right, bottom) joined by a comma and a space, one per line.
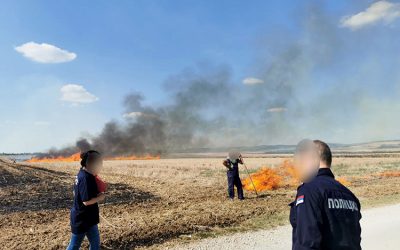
70, 169, 100, 234
290, 168, 362, 250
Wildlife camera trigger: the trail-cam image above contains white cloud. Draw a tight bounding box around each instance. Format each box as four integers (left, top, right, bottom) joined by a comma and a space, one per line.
15, 42, 77, 63
242, 77, 264, 85
60, 84, 99, 105
267, 107, 287, 113
123, 112, 158, 119
341, 1, 400, 30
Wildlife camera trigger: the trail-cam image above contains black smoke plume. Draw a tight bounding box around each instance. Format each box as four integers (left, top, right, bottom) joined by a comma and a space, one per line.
37, 2, 400, 157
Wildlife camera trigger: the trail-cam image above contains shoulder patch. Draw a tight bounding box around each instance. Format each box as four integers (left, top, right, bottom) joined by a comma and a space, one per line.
296, 195, 304, 206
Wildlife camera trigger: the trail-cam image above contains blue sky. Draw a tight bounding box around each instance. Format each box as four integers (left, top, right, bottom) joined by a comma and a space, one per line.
1, 0, 400, 153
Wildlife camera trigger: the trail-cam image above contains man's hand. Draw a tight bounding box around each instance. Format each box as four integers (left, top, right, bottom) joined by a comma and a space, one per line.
82, 193, 106, 206
223, 159, 229, 167
97, 193, 106, 202
223, 159, 233, 170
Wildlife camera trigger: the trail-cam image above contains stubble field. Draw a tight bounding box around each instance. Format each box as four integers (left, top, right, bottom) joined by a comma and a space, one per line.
1, 153, 400, 249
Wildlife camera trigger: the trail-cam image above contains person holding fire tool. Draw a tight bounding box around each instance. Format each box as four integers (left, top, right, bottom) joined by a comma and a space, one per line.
290, 139, 361, 250
223, 151, 245, 200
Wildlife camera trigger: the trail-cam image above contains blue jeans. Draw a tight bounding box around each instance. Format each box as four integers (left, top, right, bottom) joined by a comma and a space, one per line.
67, 224, 100, 250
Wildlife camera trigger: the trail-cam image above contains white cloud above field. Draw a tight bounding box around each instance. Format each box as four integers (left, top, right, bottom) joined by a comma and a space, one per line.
341, 1, 400, 30
15, 42, 77, 63
60, 84, 98, 105
267, 107, 287, 113
242, 77, 264, 85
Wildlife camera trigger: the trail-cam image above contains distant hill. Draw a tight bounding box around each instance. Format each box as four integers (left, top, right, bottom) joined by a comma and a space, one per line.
3, 140, 400, 158
180, 140, 400, 154
0, 154, 34, 162
331, 140, 400, 152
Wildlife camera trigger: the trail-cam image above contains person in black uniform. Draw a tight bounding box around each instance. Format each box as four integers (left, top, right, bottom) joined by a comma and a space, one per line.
290, 139, 361, 250
67, 150, 104, 250
223, 152, 244, 200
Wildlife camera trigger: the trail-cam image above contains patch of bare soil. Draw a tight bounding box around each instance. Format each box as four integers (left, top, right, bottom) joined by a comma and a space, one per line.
0, 156, 399, 249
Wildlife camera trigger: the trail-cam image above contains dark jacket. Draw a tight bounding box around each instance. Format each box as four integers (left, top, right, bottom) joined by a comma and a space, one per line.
225, 158, 243, 174
290, 168, 362, 250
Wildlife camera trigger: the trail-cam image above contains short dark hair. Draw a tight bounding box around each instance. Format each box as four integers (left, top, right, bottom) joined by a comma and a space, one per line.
80, 150, 101, 168
313, 140, 332, 167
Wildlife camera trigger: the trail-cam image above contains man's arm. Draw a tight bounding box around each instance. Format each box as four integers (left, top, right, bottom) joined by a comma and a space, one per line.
223, 159, 232, 170
293, 185, 323, 250
82, 193, 105, 206
79, 176, 105, 206
238, 155, 244, 164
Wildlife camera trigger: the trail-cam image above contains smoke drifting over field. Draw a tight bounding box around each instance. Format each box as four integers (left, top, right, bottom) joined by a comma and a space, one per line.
43, 68, 234, 157
41, 3, 400, 157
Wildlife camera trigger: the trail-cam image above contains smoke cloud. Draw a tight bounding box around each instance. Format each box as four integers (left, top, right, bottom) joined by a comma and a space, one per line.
40, 3, 400, 157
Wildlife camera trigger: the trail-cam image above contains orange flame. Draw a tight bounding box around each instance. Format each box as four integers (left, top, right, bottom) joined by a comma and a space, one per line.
27, 153, 81, 163
243, 160, 299, 192
378, 171, 400, 177
279, 160, 301, 186
27, 153, 160, 163
242, 167, 282, 192
337, 177, 352, 186
242, 160, 352, 192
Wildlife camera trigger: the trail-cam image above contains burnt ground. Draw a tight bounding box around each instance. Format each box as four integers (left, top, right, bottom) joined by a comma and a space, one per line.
0, 157, 399, 249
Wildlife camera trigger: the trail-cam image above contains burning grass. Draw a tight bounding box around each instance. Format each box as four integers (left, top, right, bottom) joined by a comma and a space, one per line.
1, 155, 400, 249
378, 171, 400, 177
27, 152, 81, 163
26, 153, 160, 163
336, 177, 352, 186
242, 160, 300, 192
242, 167, 282, 192
243, 160, 354, 192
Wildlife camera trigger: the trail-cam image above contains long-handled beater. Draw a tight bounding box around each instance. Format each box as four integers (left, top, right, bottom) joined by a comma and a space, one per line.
241, 156, 258, 197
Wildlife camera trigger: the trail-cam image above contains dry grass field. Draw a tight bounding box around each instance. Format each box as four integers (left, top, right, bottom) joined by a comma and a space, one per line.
1, 154, 400, 249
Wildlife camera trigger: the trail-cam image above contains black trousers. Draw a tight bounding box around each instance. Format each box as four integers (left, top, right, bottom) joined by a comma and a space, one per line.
227, 171, 244, 199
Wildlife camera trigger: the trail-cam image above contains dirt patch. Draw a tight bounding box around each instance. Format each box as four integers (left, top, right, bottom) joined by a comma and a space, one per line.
1, 156, 400, 249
